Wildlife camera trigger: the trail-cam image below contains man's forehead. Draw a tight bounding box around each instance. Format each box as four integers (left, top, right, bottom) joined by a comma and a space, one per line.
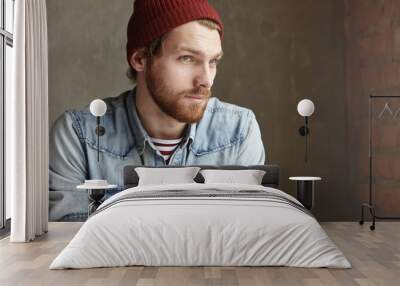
162, 21, 222, 57
173, 45, 223, 58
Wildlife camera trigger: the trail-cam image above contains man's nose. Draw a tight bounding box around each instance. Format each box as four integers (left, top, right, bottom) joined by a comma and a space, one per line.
194, 64, 213, 89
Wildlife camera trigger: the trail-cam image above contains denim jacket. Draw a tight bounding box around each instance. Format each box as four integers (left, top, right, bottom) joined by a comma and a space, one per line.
49, 88, 265, 221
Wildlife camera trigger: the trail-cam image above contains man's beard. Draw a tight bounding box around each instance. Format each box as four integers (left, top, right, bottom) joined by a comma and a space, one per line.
145, 65, 211, 124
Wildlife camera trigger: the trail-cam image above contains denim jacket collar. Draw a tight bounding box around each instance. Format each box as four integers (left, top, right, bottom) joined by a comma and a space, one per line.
126, 88, 197, 155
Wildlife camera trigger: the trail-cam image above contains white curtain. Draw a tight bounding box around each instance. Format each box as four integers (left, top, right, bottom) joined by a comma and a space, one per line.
7, 0, 49, 242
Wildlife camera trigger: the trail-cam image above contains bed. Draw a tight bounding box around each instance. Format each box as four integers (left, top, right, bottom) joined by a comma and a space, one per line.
49, 165, 351, 269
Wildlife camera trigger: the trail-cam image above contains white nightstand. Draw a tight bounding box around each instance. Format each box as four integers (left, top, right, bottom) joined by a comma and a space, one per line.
289, 177, 322, 210
77, 181, 117, 216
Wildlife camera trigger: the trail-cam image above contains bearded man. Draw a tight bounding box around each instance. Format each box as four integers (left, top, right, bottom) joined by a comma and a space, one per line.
49, 0, 265, 221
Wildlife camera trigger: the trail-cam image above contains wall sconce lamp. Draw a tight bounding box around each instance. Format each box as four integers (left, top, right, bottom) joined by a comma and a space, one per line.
89, 99, 107, 162
297, 99, 315, 163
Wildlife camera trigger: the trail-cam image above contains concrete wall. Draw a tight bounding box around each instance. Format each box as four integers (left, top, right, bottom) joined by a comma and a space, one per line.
47, 0, 353, 220
47, 0, 133, 127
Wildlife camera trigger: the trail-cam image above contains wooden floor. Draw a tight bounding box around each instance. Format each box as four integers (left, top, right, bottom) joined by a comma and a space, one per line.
0, 222, 399, 286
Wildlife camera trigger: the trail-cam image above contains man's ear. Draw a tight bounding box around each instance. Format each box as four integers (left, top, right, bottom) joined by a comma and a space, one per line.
129, 48, 147, 73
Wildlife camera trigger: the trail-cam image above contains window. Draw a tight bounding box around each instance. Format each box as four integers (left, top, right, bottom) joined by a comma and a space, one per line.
1, 0, 14, 231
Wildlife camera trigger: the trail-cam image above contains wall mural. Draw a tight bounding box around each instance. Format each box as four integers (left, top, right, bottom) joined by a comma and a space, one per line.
47, 0, 354, 222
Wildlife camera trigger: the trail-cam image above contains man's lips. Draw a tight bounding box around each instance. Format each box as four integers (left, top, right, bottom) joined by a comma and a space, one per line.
184, 88, 210, 101
185, 94, 209, 101
186, 95, 203, 99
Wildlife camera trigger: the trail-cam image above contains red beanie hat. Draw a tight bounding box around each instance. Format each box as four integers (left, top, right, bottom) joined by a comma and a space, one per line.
126, 0, 224, 65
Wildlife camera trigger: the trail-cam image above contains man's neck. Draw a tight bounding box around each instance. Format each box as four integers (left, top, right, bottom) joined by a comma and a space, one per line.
135, 82, 187, 140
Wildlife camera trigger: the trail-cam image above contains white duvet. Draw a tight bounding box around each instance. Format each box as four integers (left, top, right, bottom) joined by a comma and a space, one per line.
50, 183, 351, 269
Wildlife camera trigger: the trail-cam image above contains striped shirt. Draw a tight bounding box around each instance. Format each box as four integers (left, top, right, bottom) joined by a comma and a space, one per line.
150, 137, 183, 164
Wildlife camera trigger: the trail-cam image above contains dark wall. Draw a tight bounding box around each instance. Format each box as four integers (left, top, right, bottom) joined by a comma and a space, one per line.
345, 0, 400, 217
47, 0, 353, 220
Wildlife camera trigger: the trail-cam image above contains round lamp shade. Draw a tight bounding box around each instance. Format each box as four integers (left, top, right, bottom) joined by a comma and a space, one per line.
90, 99, 107, 117
297, 99, 315, 117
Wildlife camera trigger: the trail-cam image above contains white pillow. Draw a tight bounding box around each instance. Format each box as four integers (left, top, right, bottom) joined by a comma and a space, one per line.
200, 169, 266, 185
135, 167, 201, 186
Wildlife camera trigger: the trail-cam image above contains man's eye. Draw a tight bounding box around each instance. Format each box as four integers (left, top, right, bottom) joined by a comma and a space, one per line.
179, 56, 193, 63
210, 59, 219, 66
